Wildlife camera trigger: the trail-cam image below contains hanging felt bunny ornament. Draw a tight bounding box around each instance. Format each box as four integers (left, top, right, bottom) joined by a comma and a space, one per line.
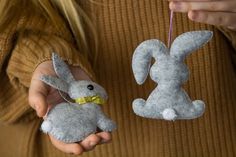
40, 53, 116, 143
132, 31, 213, 121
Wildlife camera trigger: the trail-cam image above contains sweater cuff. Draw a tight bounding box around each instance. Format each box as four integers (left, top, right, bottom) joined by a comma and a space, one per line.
218, 26, 236, 67
218, 26, 236, 50
7, 33, 95, 89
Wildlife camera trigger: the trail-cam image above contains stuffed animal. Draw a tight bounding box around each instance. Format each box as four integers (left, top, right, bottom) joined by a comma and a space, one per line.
40, 53, 116, 143
132, 31, 213, 121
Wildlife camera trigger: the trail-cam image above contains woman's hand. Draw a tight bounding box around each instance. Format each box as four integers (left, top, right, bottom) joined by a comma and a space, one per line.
169, 0, 236, 30
28, 60, 112, 155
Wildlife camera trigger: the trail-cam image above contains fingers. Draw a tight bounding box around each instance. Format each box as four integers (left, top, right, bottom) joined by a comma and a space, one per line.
188, 11, 236, 29
29, 61, 55, 117
96, 132, 112, 144
49, 135, 84, 155
80, 134, 101, 151
49, 133, 111, 155
29, 74, 50, 117
168, 0, 236, 29
169, 1, 236, 13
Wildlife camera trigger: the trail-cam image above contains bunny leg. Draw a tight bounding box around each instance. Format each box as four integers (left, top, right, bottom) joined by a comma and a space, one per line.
132, 98, 146, 116
132, 98, 162, 118
191, 100, 205, 117
177, 100, 205, 119
97, 113, 117, 132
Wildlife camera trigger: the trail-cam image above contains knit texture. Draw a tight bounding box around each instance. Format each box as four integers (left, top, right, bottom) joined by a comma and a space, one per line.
0, 0, 236, 157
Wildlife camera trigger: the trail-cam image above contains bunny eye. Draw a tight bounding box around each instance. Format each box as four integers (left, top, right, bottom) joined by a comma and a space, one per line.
87, 84, 94, 90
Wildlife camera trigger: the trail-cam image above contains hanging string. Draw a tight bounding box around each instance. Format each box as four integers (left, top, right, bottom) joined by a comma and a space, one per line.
43, 90, 74, 119
59, 90, 75, 104
168, 10, 174, 49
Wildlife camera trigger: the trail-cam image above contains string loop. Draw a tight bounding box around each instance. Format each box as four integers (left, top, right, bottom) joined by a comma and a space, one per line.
168, 10, 174, 49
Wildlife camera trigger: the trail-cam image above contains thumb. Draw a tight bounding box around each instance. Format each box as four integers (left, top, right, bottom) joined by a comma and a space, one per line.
29, 79, 49, 117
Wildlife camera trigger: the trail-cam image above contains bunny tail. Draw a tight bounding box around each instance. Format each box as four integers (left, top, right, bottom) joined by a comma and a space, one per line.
162, 108, 177, 121
41, 121, 53, 133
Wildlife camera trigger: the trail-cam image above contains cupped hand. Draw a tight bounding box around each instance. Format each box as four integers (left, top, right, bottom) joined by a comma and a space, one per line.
169, 0, 236, 30
28, 60, 112, 155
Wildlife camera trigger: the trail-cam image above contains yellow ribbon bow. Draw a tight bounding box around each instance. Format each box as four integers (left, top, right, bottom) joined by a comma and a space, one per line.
75, 95, 105, 105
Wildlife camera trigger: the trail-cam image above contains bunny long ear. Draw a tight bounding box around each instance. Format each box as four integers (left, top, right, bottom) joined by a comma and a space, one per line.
52, 53, 75, 83
170, 31, 213, 61
132, 39, 168, 85
40, 75, 69, 93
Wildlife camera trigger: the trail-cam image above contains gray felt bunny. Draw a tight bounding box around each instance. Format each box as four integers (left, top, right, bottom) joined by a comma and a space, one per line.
40, 53, 116, 143
132, 31, 213, 121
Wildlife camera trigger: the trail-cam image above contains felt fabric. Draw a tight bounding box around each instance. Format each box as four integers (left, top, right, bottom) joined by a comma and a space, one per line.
0, 1, 236, 157
41, 102, 116, 143
40, 53, 116, 143
132, 31, 213, 120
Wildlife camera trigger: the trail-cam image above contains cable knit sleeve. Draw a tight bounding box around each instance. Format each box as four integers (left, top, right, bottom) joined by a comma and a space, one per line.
218, 27, 236, 49
0, 32, 95, 123
218, 27, 236, 65
7, 32, 95, 88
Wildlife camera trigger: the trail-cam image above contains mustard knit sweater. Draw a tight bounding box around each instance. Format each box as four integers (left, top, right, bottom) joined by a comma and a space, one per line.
0, 1, 235, 157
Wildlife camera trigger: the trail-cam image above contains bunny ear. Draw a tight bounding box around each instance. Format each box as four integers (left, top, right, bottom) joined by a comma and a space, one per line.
170, 31, 213, 61
52, 53, 75, 83
40, 75, 69, 93
132, 39, 168, 85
